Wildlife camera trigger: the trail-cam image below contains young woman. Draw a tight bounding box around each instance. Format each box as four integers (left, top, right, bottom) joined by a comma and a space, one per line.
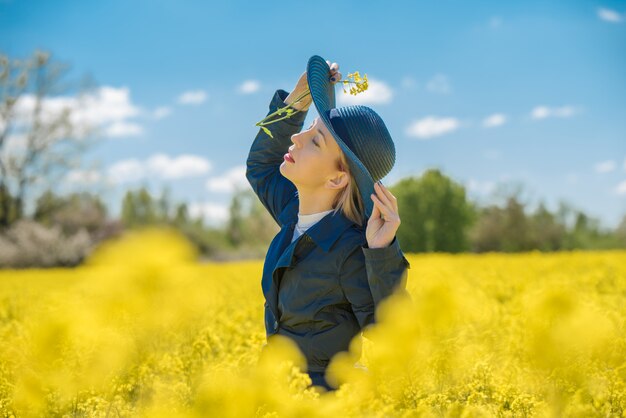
247, 55, 411, 393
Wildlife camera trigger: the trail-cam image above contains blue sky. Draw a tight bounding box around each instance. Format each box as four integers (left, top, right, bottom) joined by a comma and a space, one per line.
1, 0, 625, 229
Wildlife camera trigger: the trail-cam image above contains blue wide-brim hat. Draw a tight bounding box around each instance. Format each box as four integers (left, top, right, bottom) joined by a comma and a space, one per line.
306, 54, 396, 221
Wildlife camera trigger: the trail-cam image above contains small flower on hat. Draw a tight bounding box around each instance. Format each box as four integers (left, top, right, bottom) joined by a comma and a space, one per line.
255, 71, 369, 138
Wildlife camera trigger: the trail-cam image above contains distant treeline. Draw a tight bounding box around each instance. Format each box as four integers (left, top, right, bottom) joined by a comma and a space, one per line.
1, 168, 625, 268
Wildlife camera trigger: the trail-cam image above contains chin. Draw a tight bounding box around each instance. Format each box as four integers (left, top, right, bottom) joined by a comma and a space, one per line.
279, 163, 291, 178
280, 167, 301, 187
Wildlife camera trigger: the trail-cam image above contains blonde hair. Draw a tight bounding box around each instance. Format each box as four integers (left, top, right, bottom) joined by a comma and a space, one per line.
331, 150, 365, 226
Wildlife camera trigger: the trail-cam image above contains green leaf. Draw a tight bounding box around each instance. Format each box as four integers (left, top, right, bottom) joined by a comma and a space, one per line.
261, 126, 273, 138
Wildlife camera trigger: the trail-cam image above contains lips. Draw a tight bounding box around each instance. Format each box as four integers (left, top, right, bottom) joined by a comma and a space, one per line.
284, 152, 295, 163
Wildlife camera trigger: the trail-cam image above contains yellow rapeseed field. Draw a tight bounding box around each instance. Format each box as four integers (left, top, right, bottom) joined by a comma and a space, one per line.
0, 228, 624, 417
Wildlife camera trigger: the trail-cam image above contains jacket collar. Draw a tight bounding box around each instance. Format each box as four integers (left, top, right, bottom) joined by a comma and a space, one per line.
278, 198, 357, 252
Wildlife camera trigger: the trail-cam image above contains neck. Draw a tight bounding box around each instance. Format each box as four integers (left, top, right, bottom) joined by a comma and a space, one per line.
297, 186, 337, 215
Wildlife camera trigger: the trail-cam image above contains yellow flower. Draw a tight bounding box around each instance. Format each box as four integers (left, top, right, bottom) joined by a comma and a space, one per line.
342, 71, 368, 96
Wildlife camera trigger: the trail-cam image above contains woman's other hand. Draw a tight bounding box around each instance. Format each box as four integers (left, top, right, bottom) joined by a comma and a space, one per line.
366, 181, 401, 249
285, 60, 342, 111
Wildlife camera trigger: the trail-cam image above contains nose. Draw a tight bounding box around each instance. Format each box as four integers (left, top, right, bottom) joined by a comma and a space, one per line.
290, 132, 303, 148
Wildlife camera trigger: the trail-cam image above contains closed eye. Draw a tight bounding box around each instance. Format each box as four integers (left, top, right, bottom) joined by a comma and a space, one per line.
308, 121, 321, 147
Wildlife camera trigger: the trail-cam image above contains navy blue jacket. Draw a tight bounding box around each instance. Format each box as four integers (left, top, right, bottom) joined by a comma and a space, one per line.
246, 88, 411, 373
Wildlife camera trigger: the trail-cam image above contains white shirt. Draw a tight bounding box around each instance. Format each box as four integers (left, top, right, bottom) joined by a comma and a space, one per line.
291, 208, 335, 243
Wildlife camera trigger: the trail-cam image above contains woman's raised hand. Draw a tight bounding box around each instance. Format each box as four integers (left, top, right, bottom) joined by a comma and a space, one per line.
326, 60, 342, 85
285, 60, 342, 111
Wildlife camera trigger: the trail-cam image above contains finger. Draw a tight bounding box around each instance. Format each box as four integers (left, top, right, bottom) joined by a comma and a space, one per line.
373, 190, 400, 222
371, 194, 393, 218
374, 203, 385, 221
331, 71, 342, 82
370, 195, 385, 221
374, 182, 395, 212
330, 62, 339, 72
370, 198, 380, 219
376, 182, 398, 211
376, 182, 398, 212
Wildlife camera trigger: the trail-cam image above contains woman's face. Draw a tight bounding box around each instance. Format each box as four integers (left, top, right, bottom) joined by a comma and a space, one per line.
280, 117, 346, 190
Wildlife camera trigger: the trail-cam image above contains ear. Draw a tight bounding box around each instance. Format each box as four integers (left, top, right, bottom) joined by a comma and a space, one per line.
326, 171, 349, 190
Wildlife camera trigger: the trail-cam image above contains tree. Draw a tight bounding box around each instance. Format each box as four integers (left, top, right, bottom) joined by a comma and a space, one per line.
470, 195, 533, 253
501, 196, 531, 252
0, 50, 98, 228
120, 187, 161, 227
227, 188, 246, 246
468, 205, 506, 252
469, 180, 536, 252
528, 201, 565, 251
117, 186, 234, 258
390, 169, 476, 253
615, 214, 626, 248
157, 186, 172, 223
0, 183, 18, 226
173, 202, 189, 226
34, 190, 107, 236
226, 188, 280, 249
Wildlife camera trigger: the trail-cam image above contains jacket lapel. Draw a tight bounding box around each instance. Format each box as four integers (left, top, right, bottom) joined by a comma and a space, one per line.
274, 228, 311, 270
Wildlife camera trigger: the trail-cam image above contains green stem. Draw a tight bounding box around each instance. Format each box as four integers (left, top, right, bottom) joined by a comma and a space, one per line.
256, 90, 311, 126
255, 109, 302, 126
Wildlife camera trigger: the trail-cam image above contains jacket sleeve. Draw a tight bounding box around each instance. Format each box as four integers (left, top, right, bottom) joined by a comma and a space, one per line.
338, 236, 411, 334
245, 88, 309, 225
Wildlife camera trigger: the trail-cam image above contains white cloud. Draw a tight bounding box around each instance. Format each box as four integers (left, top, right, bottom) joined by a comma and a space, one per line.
597, 7, 623, 23
105, 121, 144, 137
11, 85, 144, 139
238, 80, 261, 94
336, 77, 393, 105
467, 179, 496, 195
483, 113, 507, 128
615, 180, 626, 195
531, 105, 579, 120
146, 153, 211, 179
594, 160, 616, 173
64, 169, 102, 184
206, 165, 250, 193
426, 74, 451, 94
188, 202, 229, 226
107, 159, 144, 183
74, 86, 142, 125
153, 106, 172, 119
405, 116, 460, 139
107, 153, 211, 183
177, 90, 208, 105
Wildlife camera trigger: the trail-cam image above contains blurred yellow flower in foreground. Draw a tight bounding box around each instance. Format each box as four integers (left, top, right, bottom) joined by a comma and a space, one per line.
0, 229, 624, 417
